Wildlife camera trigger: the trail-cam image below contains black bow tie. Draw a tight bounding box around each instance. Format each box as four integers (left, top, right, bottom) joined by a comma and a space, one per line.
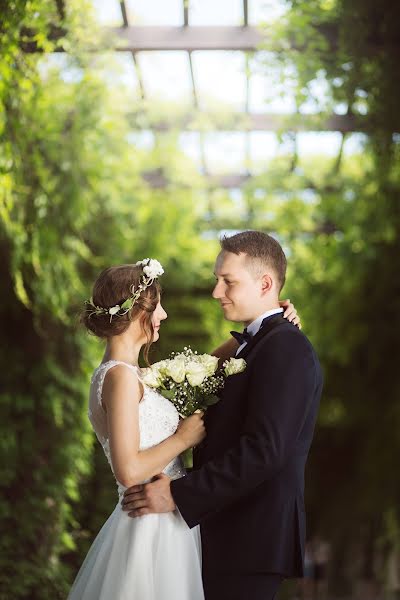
230, 313, 283, 346
230, 327, 252, 345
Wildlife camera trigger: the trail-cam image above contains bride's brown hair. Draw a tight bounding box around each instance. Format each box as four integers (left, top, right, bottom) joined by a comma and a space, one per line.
82, 264, 161, 364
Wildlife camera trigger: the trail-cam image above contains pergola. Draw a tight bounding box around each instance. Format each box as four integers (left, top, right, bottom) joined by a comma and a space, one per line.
27, 0, 364, 189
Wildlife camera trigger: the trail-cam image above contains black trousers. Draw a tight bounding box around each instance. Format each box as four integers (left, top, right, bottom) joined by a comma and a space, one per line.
203, 572, 283, 600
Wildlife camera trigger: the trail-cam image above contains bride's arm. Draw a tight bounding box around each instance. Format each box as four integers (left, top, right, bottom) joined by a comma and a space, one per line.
103, 366, 204, 487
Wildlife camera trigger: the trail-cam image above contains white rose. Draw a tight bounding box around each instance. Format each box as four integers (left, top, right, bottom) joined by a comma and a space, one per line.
143, 259, 164, 279
198, 354, 219, 376
108, 305, 120, 315
186, 362, 208, 387
151, 359, 168, 377
141, 367, 161, 388
165, 357, 186, 383
224, 358, 246, 377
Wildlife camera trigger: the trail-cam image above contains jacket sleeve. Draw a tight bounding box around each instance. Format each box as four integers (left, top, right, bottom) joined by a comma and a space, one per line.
171, 330, 317, 528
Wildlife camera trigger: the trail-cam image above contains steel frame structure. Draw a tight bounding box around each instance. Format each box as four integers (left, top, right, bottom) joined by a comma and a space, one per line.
24, 0, 360, 188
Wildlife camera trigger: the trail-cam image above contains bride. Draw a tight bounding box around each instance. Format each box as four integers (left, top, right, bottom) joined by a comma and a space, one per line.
68, 260, 206, 600
68, 258, 300, 599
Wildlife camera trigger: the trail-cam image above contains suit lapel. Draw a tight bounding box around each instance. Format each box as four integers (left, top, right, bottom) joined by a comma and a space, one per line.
195, 315, 291, 464
236, 315, 288, 360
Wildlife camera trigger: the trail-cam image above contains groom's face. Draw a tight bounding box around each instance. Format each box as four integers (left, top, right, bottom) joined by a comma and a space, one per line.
213, 251, 266, 324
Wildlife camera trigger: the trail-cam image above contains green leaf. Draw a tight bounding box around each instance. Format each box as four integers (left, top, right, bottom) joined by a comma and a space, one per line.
160, 389, 175, 400
121, 297, 134, 310
203, 394, 220, 406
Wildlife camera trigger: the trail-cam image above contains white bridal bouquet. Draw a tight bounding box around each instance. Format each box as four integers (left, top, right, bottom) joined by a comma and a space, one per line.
142, 347, 246, 418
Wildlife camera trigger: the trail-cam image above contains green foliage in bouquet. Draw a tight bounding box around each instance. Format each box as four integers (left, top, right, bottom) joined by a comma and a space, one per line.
142, 348, 246, 418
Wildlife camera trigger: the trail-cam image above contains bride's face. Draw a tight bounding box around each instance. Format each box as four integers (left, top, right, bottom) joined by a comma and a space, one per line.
151, 300, 167, 341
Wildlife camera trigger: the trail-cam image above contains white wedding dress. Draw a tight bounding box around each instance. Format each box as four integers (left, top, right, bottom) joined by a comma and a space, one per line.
68, 360, 204, 600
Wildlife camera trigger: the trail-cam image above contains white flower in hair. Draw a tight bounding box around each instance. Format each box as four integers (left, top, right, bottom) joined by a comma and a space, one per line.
136, 258, 164, 279
85, 257, 164, 322
108, 305, 120, 315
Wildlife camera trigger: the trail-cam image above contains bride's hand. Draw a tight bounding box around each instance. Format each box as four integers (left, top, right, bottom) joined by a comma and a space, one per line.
279, 299, 301, 329
175, 412, 206, 449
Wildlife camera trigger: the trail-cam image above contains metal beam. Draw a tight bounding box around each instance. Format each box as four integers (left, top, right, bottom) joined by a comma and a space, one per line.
248, 113, 360, 133
20, 24, 262, 53
117, 1, 146, 100
244, 53, 251, 174
128, 111, 362, 133
109, 25, 263, 52
183, 0, 189, 26
21, 24, 344, 54
141, 170, 250, 188
209, 174, 250, 188
140, 170, 250, 189
22, 23, 369, 55
140, 171, 351, 191
119, 1, 129, 27
243, 0, 248, 26
188, 51, 198, 107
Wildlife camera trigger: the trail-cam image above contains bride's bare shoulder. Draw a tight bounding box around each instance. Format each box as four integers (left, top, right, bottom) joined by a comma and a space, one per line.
102, 364, 143, 410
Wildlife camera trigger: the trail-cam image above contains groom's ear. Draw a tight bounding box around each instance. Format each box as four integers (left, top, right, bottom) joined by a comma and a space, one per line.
260, 273, 273, 294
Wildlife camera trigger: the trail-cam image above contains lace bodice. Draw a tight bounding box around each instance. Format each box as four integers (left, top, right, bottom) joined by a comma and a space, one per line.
88, 360, 185, 499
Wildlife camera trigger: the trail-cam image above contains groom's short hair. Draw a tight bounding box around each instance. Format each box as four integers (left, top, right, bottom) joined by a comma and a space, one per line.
220, 230, 287, 291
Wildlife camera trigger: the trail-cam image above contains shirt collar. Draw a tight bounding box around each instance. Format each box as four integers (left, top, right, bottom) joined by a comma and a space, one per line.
246, 307, 284, 337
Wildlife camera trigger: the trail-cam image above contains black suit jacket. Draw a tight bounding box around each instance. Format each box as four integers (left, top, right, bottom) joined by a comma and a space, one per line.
171, 315, 323, 578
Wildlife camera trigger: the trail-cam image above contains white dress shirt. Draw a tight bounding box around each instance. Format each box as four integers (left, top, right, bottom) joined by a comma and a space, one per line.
235, 307, 284, 356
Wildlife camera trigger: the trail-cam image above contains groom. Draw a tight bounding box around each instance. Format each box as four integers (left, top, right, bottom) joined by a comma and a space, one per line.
122, 230, 323, 600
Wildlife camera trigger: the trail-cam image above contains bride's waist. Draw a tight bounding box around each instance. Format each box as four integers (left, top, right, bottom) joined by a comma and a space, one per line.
115, 457, 186, 498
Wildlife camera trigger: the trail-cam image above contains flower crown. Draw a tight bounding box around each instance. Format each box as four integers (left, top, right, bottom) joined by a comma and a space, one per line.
85, 258, 164, 322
